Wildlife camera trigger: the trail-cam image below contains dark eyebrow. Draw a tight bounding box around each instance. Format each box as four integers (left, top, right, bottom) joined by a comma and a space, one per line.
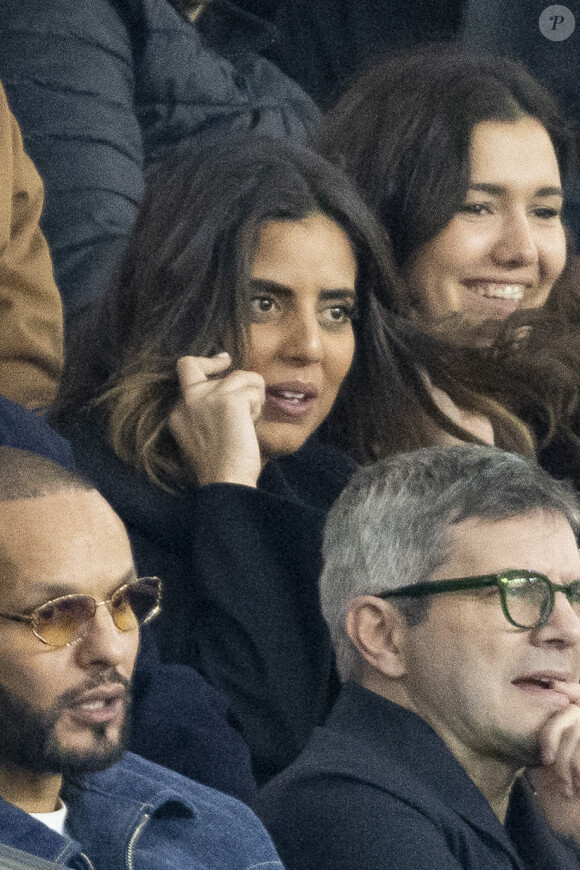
249, 278, 356, 300
469, 182, 564, 199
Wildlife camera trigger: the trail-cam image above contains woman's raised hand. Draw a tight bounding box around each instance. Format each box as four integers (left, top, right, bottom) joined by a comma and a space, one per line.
168, 354, 265, 488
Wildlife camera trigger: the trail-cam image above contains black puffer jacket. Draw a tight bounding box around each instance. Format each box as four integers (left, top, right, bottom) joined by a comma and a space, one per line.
0, 0, 319, 328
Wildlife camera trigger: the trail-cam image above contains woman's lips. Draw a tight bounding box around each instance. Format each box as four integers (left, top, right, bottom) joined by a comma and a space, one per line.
264, 381, 318, 419
462, 281, 526, 301
460, 282, 528, 318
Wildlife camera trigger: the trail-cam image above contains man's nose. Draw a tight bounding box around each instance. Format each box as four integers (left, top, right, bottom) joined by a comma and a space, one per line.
535, 591, 580, 648
74, 602, 136, 668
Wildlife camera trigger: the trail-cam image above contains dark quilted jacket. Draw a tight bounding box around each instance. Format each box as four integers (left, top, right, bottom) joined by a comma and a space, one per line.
0, 0, 319, 327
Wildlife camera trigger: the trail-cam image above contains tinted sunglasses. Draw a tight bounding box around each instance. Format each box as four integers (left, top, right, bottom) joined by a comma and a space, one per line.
0, 576, 162, 647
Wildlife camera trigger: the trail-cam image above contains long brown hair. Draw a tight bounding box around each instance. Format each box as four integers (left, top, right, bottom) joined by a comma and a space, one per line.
54, 135, 534, 489
319, 43, 574, 269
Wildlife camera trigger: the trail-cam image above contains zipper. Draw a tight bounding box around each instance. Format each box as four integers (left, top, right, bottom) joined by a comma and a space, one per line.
126, 813, 150, 870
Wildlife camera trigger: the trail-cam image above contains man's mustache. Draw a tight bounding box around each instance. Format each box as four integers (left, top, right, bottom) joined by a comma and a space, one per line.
55, 669, 131, 710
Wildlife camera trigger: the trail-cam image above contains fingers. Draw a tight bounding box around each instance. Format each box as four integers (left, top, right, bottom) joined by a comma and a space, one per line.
176, 354, 265, 416
176, 353, 232, 389
541, 708, 580, 795
176, 355, 265, 403
537, 684, 580, 796
168, 353, 265, 487
549, 680, 580, 704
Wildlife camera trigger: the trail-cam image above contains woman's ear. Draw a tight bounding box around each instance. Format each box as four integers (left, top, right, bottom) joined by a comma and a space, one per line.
345, 595, 407, 679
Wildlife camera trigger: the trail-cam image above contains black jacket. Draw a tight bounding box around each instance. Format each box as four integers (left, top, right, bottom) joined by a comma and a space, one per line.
256, 681, 580, 870
62, 411, 354, 783
267, 0, 464, 109
0, 0, 319, 327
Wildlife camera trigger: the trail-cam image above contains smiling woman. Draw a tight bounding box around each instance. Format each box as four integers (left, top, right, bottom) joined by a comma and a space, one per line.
318, 44, 580, 483
319, 44, 575, 327
404, 116, 567, 322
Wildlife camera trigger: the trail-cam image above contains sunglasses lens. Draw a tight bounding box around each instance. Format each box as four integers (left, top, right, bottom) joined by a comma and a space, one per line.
35, 596, 95, 646
505, 574, 550, 628
111, 578, 160, 631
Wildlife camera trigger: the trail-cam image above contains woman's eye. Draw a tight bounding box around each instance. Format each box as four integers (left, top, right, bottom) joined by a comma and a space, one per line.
250, 296, 279, 318
321, 305, 356, 326
458, 202, 492, 216
533, 206, 561, 220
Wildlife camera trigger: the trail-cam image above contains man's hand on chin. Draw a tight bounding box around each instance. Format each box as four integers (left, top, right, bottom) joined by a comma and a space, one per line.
526, 680, 580, 842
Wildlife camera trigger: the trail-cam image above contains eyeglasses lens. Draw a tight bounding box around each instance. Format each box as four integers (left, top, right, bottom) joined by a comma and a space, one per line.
35, 596, 96, 646
110, 579, 159, 631
33, 579, 160, 646
505, 574, 550, 628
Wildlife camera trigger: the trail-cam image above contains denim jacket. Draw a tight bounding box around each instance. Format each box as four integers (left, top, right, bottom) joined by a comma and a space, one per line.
0, 753, 283, 870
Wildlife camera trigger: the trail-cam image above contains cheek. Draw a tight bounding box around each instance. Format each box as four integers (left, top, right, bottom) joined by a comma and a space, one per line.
428, 223, 487, 270
245, 326, 276, 375
0, 653, 59, 706
325, 332, 355, 393
404, 230, 466, 297
126, 633, 140, 677
543, 229, 567, 281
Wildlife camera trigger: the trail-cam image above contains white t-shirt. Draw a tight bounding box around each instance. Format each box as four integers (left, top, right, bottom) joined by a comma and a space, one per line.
29, 800, 68, 835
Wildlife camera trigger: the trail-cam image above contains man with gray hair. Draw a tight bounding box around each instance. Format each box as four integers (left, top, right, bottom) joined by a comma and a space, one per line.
257, 445, 580, 869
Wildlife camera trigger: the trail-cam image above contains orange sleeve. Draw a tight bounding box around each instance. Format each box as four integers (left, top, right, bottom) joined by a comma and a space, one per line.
0, 81, 64, 408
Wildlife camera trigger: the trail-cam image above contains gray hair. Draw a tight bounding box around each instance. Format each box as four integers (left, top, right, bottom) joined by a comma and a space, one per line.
320, 445, 580, 680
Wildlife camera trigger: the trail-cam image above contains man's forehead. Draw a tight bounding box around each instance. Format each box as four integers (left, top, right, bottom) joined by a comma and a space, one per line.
433, 510, 580, 580
0, 489, 133, 596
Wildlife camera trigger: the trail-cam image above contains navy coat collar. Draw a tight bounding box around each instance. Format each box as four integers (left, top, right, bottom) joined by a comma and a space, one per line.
302, 682, 580, 869
316, 682, 521, 864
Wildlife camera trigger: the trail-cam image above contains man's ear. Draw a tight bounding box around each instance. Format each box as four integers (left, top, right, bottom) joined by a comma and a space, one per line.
345, 596, 407, 678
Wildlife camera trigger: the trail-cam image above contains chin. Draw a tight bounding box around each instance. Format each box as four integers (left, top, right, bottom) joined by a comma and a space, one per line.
258, 428, 312, 462
49, 726, 128, 774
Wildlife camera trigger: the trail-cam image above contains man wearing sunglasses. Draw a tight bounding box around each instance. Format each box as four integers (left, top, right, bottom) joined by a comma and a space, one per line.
257, 445, 580, 869
0, 447, 282, 869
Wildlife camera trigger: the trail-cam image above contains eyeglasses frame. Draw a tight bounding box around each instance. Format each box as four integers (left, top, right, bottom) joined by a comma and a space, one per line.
377, 569, 580, 630
0, 576, 162, 647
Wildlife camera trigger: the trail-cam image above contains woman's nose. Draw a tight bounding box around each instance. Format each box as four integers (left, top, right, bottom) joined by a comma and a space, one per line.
491, 212, 538, 268
280, 312, 323, 363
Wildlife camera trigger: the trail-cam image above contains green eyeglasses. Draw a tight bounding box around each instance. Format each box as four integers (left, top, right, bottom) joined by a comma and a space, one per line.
0, 576, 162, 648
378, 569, 580, 629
